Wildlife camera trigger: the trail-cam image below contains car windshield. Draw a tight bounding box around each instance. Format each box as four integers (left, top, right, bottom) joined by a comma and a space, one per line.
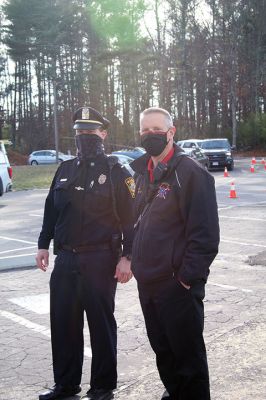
201, 140, 230, 150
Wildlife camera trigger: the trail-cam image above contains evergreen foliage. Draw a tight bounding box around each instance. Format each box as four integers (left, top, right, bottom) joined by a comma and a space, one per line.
0, 0, 265, 151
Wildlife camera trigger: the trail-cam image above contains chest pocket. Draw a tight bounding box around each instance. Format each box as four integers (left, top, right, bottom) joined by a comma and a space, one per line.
86, 178, 112, 212
53, 180, 72, 210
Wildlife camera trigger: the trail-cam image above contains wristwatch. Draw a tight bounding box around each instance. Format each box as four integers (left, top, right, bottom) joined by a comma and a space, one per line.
125, 254, 132, 261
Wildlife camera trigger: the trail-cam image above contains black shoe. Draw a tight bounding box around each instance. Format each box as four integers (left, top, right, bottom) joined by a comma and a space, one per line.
39, 384, 81, 400
161, 390, 170, 399
82, 388, 114, 400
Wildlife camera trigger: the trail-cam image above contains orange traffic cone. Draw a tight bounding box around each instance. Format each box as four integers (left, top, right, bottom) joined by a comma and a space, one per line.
250, 164, 255, 173
251, 157, 256, 164
261, 158, 265, 165
229, 181, 238, 198
224, 167, 229, 177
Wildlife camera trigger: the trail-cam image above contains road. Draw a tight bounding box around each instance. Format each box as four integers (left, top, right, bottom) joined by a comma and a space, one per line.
0, 157, 265, 400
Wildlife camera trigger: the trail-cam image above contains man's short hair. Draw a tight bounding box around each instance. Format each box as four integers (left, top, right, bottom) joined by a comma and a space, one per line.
140, 107, 173, 128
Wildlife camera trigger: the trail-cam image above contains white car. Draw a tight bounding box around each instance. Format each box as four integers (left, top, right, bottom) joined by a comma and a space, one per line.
0, 141, 12, 196
28, 150, 74, 165
177, 139, 203, 155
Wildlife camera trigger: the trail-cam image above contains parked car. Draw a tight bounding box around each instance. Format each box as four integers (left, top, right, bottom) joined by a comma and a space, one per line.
112, 147, 145, 160
177, 139, 203, 155
28, 150, 74, 165
199, 138, 234, 170
0, 141, 12, 196
189, 148, 209, 170
108, 153, 134, 175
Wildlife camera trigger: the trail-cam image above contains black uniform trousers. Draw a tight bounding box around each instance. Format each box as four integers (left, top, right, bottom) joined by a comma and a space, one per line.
49, 249, 118, 390
138, 277, 210, 400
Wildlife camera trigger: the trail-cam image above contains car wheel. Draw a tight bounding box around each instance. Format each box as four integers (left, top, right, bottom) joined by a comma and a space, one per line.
31, 160, 38, 165
0, 179, 3, 196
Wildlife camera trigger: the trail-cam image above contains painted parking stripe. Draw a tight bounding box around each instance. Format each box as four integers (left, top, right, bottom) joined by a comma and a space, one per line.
10, 293, 49, 314
216, 190, 266, 195
208, 281, 253, 293
0, 246, 37, 255
220, 239, 266, 248
219, 215, 266, 222
0, 253, 36, 260
0, 236, 36, 245
0, 310, 92, 357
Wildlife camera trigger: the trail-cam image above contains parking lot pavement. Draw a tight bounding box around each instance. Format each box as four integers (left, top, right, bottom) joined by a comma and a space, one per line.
0, 189, 47, 271
0, 158, 266, 400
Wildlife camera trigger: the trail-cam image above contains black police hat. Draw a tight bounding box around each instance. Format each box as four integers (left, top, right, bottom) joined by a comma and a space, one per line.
73, 106, 110, 130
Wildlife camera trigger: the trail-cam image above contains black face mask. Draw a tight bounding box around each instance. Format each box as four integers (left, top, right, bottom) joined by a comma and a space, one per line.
140, 132, 168, 156
75, 134, 104, 161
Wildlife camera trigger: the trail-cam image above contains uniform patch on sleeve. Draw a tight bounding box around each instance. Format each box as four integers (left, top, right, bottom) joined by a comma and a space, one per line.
125, 177, 136, 198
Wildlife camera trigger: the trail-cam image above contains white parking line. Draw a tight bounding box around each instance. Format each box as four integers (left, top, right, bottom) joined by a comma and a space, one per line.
0, 310, 92, 357
10, 293, 49, 315
0, 246, 37, 255
220, 239, 266, 248
0, 236, 36, 245
219, 215, 266, 222
218, 206, 235, 211
0, 253, 36, 260
0, 310, 50, 336
29, 214, 42, 217
208, 281, 253, 293
216, 190, 266, 195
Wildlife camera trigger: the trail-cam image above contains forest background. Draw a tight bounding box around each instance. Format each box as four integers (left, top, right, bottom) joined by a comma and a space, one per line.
0, 0, 265, 155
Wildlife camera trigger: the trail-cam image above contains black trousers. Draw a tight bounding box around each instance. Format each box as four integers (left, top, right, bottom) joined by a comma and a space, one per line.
49, 249, 118, 390
138, 278, 210, 400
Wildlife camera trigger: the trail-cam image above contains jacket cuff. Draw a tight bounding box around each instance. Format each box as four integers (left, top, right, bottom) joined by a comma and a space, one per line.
38, 239, 50, 250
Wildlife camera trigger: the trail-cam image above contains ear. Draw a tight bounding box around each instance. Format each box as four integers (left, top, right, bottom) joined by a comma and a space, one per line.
170, 126, 176, 136
167, 126, 176, 140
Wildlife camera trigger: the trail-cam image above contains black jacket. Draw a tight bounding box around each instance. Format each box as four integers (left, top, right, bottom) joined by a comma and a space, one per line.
38, 155, 134, 255
130, 145, 220, 285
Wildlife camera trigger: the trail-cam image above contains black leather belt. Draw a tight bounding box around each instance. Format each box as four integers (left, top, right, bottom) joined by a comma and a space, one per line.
59, 243, 111, 253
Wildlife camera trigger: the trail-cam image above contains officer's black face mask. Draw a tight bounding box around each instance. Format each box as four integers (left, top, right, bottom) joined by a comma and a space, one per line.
140, 131, 169, 157
75, 134, 104, 161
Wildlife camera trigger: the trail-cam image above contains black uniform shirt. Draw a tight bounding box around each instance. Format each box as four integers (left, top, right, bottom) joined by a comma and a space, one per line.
38, 155, 135, 255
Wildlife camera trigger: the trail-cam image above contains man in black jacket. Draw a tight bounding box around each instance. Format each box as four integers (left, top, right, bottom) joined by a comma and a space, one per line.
131, 107, 220, 400
36, 107, 134, 400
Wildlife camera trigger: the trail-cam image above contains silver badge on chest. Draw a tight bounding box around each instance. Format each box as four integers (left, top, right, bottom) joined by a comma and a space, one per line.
98, 174, 107, 184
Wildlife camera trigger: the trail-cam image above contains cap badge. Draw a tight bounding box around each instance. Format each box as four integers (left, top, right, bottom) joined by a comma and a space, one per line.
98, 174, 107, 184
75, 186, 84, 191
82, 107, 90, 120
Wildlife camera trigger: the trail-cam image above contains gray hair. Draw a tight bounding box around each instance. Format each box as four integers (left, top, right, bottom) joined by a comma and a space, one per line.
140, 107, 173, 128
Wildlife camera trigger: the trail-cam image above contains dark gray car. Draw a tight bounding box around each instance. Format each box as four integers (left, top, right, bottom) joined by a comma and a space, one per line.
200, 138, 234, 171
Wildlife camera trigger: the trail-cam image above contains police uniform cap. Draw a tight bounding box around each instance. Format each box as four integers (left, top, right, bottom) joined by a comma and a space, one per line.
73, 106, 110, 130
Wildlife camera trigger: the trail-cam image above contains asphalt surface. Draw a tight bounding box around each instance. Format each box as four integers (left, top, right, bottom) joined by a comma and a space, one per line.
0, 157, 265, 400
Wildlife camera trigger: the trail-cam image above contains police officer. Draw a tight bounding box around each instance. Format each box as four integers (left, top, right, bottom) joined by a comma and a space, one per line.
131, 107, 220, 400
36, 107, 135, 400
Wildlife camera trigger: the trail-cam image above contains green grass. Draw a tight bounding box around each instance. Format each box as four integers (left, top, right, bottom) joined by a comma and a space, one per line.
12, 165, 58, 190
